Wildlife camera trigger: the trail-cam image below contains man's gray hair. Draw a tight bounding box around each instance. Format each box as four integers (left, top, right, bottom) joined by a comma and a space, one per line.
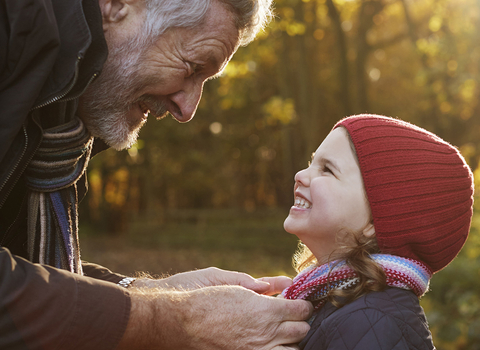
143, 0, 274, 46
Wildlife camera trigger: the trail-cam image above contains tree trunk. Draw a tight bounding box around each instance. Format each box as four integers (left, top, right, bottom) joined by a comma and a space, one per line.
326, 0, 353, 116
355, 0, 384, 113
400, 0, 439, 131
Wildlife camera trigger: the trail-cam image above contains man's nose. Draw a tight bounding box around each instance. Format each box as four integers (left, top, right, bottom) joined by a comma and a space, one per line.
168, 80, 204, 123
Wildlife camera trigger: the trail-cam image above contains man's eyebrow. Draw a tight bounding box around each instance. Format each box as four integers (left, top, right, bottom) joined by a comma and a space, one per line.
207, 66, 226, 81
205, 52, 231, 81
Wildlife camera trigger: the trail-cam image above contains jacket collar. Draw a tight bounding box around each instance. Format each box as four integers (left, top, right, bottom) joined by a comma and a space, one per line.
299, 302, 338, 349
34, 0, 108, 108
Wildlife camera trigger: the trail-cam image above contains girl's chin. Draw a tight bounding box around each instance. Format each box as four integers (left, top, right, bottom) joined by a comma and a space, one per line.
283, 217, 294, 233
283, 219, 303, 237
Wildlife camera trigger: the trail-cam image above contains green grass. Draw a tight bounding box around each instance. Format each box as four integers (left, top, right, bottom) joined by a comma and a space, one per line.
79, 208, 299, 278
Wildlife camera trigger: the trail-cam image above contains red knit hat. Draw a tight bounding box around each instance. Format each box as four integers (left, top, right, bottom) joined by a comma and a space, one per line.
334, 114, 474, 273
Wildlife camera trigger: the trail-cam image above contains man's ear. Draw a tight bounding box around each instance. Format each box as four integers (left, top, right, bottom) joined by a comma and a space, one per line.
98, 0, 130, 25
362, 222, 375, 238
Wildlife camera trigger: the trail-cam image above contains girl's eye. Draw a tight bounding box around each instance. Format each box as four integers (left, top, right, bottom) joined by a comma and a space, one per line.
323, 166, 333, 174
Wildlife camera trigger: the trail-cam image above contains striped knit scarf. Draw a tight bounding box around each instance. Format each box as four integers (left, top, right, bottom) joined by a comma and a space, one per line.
282, 254, 432, 309
25, 117, 93, 274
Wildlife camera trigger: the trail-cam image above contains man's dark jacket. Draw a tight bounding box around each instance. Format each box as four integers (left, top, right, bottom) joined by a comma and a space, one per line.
0, 0, 131, 348
300, 287, 436, 350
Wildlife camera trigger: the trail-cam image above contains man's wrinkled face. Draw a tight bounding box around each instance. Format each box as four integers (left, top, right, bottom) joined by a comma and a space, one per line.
79, 2, 239, 150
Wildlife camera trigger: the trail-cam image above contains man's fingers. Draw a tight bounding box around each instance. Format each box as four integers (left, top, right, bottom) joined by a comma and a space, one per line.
259, 299, 312, 347
170, 268, 294, 296
273, 320, 311, 345
162, 267, 272, 291
203, 269, 292, 295
272, 345, 300, 350
209, 269, 272, 293
237, 277, 272, 294
257, 276, 293, 295
279, 299, 314, 321
178, 287, 312, 350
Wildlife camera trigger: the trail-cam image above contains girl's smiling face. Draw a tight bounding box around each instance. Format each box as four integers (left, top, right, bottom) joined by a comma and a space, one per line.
284, 127, 374, 263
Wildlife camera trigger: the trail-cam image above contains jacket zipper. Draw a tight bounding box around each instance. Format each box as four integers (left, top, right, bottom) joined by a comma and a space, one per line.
32, 56, 83, 110
61, 71, 98, 104
0, 56, 99, 209
0, 126, 29, 209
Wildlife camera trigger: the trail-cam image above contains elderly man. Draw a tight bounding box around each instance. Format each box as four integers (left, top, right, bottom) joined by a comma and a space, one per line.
0, 0, 312, 349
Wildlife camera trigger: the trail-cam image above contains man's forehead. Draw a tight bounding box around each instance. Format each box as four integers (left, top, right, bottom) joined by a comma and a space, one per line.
180, 28, 238, 57
178, 3, 240, 62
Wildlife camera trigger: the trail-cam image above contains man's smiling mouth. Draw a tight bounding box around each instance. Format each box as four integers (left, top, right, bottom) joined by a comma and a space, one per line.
137, 96, 168, 120
294, 196, 312, 209
139, 102, 151, 117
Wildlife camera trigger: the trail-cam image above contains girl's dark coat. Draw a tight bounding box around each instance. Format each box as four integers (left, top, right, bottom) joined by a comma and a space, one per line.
300, 287, 436, 350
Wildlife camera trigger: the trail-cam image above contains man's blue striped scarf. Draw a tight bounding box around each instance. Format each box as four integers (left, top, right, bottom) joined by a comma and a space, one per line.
25, 117, 93, 274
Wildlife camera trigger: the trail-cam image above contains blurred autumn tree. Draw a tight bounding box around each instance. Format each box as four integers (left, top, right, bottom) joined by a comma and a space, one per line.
80, 0, 480, 347
83, 0, 480, 223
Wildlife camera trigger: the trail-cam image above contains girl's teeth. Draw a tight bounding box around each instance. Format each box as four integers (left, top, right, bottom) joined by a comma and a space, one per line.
294, 196, 312, 209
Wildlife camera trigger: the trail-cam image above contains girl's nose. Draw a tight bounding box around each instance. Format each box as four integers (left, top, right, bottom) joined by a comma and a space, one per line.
294, 168, 310, 187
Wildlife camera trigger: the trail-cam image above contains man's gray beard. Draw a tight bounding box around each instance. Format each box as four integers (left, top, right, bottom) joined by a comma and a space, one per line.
80, 40, 167, 150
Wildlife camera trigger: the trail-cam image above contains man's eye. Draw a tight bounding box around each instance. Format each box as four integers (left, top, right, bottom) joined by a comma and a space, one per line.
323, 166, 332, 174
187, 62, 203, 77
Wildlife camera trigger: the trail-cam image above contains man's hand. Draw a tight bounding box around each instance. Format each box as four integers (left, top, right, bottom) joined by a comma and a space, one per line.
132, 267, 293, 295
116, 285, 312, 350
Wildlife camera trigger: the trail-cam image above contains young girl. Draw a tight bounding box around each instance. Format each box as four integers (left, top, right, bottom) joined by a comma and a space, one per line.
282, 114, 474, 349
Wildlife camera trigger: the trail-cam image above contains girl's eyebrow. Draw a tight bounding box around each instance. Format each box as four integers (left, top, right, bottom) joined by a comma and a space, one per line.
311, 151, 341, 173
321, 157, 341, 174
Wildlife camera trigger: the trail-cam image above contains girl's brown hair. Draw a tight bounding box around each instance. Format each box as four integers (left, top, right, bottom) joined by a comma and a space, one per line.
293, 233, 386, 308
